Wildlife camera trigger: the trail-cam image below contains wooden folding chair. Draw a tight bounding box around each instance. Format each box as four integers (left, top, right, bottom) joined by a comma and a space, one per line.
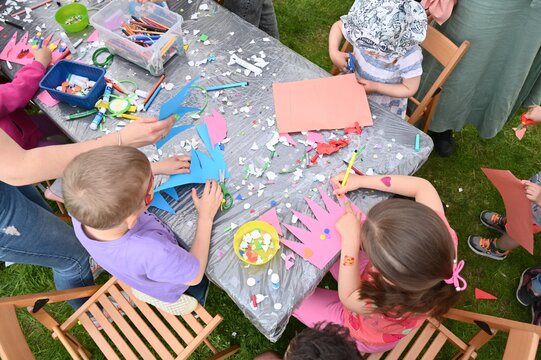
0, 277, 240, 360
363, 308, 541, 359
330, 25, 470, 133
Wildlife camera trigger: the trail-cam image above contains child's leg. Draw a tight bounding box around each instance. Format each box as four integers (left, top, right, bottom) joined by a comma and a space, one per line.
185, 275, 210, 305
292, 288, 344, 327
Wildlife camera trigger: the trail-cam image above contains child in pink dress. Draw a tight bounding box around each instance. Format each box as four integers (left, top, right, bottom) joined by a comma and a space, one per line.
0, 48, 58, 149
293, 175, 467, 353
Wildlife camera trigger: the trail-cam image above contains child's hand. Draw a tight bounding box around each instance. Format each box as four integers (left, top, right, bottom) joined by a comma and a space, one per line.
357, 78, 379, 94
525, 106, 541, 123
336, 202, 362, 240
331, 171, 360, 196
330, 50, 350, 73
34, 48, 52, 68
191, 180, 223, 221
524, 181, 541, 206
151, 155, 191, 175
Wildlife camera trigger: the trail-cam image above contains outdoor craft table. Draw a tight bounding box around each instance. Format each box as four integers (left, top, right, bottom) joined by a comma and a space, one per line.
0, 0, 433, 341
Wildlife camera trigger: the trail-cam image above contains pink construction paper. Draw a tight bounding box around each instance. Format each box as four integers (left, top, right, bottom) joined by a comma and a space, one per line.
259, 207, 283, 236
86, 30, 99, 43
37, 91, 60, 107
283, 253, 295, 270
0, 26, 4, 32
280, 187, 362, 269
273, 74, 373, 133
203, 109, 227, 147
475, 288, 497, 300
279, 133, 297, 146
481, 168, 534, 254
513, 127, 526, 140
0, 32, 18, 61
307, 131, 324, 144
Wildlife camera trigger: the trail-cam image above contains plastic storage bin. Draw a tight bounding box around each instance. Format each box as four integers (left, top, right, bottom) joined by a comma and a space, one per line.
90, 0, 184, 76
39, 60, 106, 109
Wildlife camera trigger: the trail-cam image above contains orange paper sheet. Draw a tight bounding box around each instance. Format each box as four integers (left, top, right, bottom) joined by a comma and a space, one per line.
273, 74, 372, 133
481, 168, 534, 254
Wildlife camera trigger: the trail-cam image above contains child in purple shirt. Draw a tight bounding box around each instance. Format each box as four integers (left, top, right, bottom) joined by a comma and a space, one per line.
62, 146, 223, 314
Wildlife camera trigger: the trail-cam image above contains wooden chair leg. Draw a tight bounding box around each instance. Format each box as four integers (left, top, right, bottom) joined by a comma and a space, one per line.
207, 344, 241, 360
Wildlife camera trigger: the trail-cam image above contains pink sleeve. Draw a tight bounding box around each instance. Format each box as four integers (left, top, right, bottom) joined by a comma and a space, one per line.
0, 61, 46, 117
421, 0, 457, 25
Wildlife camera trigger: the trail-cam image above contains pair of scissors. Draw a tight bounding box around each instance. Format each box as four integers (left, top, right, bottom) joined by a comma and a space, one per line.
219, 169, 233, 210
516, 112, 538, 131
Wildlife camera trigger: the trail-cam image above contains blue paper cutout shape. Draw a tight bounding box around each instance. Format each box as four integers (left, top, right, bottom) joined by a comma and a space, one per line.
155, 123, 228, 192
150, 191, 176, 214
159, 77, 200, 120
156, 124, 193, 149
162, 187, 179, 201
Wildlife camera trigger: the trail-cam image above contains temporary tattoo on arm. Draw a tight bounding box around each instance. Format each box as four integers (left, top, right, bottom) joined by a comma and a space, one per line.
343, 255, 355, 266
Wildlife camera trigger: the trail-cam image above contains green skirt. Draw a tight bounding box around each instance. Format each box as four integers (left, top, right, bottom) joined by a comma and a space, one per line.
417, 0, 541, 138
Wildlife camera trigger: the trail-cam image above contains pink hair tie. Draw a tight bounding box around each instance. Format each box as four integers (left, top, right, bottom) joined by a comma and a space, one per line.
444, 259, 467, 291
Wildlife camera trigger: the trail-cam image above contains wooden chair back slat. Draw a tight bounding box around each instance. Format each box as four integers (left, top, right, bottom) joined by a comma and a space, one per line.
87, 303, 138, 359
157, 308, 197, 343
0, 304, 34, 360
78, 312, 121, 360
106, 285, 174, 360
403, 322, 437, 359
176, 316, 223, 360
97, 294, 157, 359
502, 330, 539, 360
421, 26, 458, 66
181, 312, 205, 333
382, 325, 422, 360
420, 332, 448, 360
194, 305, 214, 324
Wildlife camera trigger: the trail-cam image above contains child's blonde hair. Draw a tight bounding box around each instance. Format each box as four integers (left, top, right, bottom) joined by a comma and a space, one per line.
361, 199, 461, 318
63, 146, 151, 230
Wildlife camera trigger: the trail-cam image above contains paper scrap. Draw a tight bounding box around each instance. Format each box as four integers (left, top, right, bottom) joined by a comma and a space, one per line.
37, 91, 59, 107
203, 109, 227, 146
475, 288, 497, 300
513, 127, 527, 140
306, 131, 324, 144
273, 74, 372, 133
481, 168, 534, 254
86, 30, 99, 43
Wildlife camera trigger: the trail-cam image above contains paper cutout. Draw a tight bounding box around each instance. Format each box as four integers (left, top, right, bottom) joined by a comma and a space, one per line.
162, 187, 179, 201
159, 77, 199, 120
86, 30, 99, 43
0, 26, 4, 32
279, 133, 297, 146
381, 176, 392, 187
280, 188, 362, 269
149, 191, 176, 214
259, 207, 283, 236
204, 109, 227, 146
475, 288, 497, 300
156, 124, 193, 149
513, 127, 526, 140
282, 252, 295, 270
0, 32, 66, 65
36, 91, 60, 107
307, 132, 324, 144
155, 123, 228, 191
481, 168, 534, 254
273, 74, 372, 133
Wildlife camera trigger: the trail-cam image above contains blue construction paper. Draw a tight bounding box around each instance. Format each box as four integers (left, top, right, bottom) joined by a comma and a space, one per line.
150, 191, 176, 214
159, 77, 200, 120
162, 187, 179, 201
155, 124, 229, 191
156, 124, 193, 149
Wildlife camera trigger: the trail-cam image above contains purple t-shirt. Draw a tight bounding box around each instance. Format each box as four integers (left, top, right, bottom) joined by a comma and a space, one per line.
72, 212, 199, 302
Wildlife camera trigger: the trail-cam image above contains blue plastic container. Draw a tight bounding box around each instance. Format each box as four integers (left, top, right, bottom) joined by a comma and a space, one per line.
39, 60, 106, 109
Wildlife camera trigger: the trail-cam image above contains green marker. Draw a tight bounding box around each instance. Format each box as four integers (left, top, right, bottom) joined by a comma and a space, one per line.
65, 108, 98, 120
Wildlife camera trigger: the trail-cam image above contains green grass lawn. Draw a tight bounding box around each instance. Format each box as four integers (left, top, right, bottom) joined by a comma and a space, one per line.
2, 1, 541, 359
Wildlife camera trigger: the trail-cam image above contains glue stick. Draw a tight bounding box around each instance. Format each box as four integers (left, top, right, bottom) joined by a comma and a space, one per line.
270, 273, 280, 290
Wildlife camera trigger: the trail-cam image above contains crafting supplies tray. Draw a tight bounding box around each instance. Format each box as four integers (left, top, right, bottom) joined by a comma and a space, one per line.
90, 0, 184, 76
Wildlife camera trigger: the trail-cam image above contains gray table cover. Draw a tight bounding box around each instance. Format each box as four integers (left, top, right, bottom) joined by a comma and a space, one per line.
0, 0, 433, 341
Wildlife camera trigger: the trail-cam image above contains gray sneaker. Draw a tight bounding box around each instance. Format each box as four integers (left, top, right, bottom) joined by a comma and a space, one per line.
468, 235, 508, 260
517, 266, 541, 306
480, 211, 507, 234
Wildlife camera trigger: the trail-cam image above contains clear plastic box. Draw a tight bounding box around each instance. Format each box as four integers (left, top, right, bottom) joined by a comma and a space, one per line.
90, 0, 183, 76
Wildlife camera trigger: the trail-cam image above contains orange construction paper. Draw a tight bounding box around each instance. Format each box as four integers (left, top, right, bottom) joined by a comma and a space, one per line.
481, 168, 534, 254
273, 74, 373, 133
474, 288, 497, 300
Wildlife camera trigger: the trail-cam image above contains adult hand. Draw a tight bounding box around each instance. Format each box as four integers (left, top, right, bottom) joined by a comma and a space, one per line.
191, 180, 223, 221
330, 50, 350, 73
336, 202, 362, 240
331, 171, 360, 196
357, 77, 379, 93
119, 116, 175, 148
34, 48, 52, 68
152, 155, 191, 175
523, 180, 541, 206
525, 105, 541, 123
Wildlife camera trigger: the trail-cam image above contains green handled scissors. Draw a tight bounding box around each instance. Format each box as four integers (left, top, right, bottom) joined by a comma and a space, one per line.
219, 169, 233, 210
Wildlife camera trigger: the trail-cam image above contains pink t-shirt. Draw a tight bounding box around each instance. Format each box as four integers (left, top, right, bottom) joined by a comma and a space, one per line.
343, 212, 458, 348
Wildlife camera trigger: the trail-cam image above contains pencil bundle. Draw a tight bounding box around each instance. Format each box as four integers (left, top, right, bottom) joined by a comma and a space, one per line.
121, 16, 169, 47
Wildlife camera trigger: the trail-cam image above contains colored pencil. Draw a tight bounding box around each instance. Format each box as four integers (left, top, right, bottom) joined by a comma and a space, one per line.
205, 82, 249, 92
143, 84, 163, 111
143, 75, 165, 106
160, 36, 176, 57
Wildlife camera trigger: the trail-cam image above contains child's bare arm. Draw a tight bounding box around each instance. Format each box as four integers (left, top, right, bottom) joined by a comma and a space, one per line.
332, 173, 444, 214
358, 76, 421, 98
329, 20, 349, 73
185, 180, 223, 285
